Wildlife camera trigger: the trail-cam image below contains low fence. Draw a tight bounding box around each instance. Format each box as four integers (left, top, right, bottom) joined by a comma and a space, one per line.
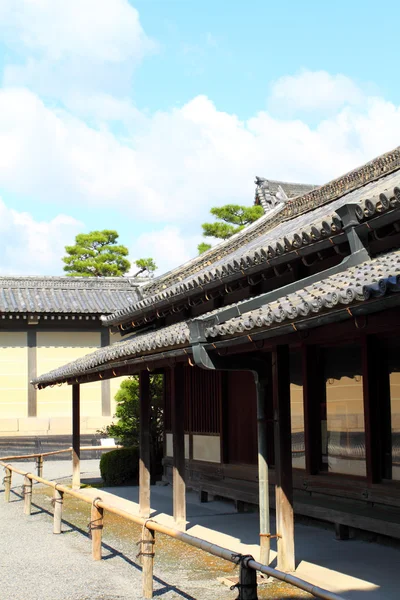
0, 445, 121, 477
1, 458, 345, 600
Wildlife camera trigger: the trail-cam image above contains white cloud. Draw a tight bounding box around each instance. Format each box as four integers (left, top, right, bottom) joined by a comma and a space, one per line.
130, 226, 203, 276
0, 198, 82, 275
2, 87, 400, 229
269, 69, 365, 113
1, 0, 155, 99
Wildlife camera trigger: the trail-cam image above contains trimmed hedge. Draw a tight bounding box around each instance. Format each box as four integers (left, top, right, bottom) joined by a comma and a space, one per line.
100, 447, 139, 486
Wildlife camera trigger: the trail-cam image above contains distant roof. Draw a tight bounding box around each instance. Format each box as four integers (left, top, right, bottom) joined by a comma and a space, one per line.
0, 276, 141, 314
254, 178, 318, 212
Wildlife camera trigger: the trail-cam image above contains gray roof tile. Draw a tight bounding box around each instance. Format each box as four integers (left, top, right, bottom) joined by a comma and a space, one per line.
103, 168, 400, 326
0, 276, 141, 314
33, 249, 400, 387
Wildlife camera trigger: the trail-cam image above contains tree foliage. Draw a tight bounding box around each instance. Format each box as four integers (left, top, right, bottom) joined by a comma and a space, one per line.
133, 257, 157, 278
63, 230, 130, 277
197, 242, 212, 255
198, 204, 263, 254
100, 375, 164, 476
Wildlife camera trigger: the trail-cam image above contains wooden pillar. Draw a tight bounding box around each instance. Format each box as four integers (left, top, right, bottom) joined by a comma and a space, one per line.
302, 345, 323, 475
272, 345, 295, 573
4, 467, 11, 502
142, 526, 155, 599
27, 330, 37, 417
36, 455, 43, 478
362, 335, 382, 485
171, 364, 186, 530
72, 383, 81, 490
23, 475, 32, 515
91, 500, 104, 561
53, 487, 64, 534
101, 329, 111, 417
238, 556, 258, 599
139, 370, 151, 518
255, 357, 272, 566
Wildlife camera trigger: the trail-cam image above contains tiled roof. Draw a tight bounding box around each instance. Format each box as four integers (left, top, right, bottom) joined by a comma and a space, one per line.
138, 145, 400, 301
33, 249, 400, 387
103, 168, 400, 327
33, 321, 190, 386
0, 276, 141, 314
267, 180, 318, 199
206, 250, 400, 338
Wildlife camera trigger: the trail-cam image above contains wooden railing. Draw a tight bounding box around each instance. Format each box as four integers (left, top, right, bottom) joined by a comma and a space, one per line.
1, 459, 345, 600
0, 445, 121, 478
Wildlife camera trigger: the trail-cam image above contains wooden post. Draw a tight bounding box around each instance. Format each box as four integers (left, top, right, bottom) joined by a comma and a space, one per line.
302, 346, 323, 475
139, 370, 151, 519
362, 335, 382, 484
53, 487, 64, 534
23, 475, 32, 515
255, 358, 271, 566
91, 500, 104, 561
238, 556, 258, 599
4, 467, 11, 502
72, 383, 81, 490
142, 526, 155, 599
36, 455, 43, 478
272, 345, 295, 573
171, 364, 186, 530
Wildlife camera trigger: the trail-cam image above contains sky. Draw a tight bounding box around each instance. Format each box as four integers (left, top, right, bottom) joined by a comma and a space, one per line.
1, 0, 400, 276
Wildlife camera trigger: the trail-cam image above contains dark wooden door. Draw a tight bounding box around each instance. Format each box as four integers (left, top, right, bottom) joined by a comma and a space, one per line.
226, 371, 258, 464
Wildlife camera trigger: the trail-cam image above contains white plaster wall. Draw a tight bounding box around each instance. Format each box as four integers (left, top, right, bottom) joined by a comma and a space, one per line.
193, 435, 221, 463
165, 433, 190, 459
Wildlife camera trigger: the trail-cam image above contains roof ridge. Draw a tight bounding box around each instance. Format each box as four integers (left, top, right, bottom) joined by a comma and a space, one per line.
283, 145, 400, 219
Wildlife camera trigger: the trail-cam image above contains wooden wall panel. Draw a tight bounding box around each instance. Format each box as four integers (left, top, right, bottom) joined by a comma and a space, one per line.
227, 371, 258, 465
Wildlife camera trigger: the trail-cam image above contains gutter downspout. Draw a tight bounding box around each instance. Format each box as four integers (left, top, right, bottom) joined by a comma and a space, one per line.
185, 336, 273, 567
188, 204, 371, 568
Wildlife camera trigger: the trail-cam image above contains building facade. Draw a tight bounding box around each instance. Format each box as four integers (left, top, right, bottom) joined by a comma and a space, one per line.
34, 147, 400, 568
0, 276, 141, 451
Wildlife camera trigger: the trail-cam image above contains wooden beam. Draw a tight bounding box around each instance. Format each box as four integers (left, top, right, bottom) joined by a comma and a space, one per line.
272, 345, 295, 572
72, 383, 81, 490
171, 364, 186, 530
27, 330, 37, 417
362, 335, 383, 484
302, 345, 323, 475
139, 370, 151, 518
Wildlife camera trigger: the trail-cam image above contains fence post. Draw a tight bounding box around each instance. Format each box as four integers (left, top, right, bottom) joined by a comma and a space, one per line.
4, 467, 11, 502
53, 487, 64, 534
36, 455, 43, 478
91, 498, 104, 561
236, 555, 258, 600
141, 525, 155, 599
23, 475, 33, 515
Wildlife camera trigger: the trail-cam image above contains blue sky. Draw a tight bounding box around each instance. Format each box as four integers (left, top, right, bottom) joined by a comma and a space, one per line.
0, 0, 400, 276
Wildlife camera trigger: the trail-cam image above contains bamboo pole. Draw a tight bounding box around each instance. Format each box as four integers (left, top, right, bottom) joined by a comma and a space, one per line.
0, 460, 345, 600
91, 499, 104, 561
23, 475, 32, 515
4, 466, 11, 502
0, 445, 122, 462
53, 487, 64, 534
141, 527, 155, 599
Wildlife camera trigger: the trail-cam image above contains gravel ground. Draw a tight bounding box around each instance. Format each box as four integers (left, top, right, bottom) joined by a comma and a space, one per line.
0, 460, 310, 600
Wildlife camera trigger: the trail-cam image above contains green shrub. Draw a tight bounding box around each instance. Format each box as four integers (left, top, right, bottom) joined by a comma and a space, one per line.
100, 447, 139, 486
